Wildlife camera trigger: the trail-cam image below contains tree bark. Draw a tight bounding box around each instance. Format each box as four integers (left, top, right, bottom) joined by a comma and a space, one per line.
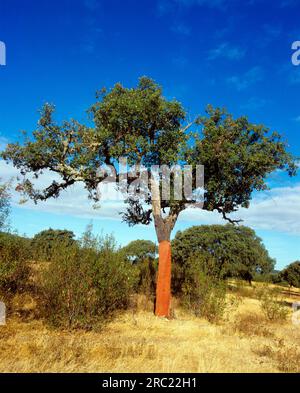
155, 239, 172, 317
150, 175, 179, 318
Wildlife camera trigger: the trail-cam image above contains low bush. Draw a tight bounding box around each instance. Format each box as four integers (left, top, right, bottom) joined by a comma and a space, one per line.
41, 234, 138, 329
233, 313, 273, 337
253, 340, 300, 373
257, 286, 288, 323
275, 345, 300, 373
0, 232, 30, 295
181, 255, 227, 323
135, 258, 157, 297
172, 252, 218, 296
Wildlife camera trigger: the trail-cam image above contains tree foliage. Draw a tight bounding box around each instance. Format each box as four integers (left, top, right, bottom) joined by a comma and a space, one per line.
187, 105, 296, 222
1, 77, 295, 232
172, 224, 275, 282
280, 261, 300, 288
121, 239, 156, 263
31, 228, 75, 261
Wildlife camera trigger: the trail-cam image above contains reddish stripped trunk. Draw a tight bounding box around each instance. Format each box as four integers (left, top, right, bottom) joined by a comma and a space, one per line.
155, 240, 172, 317
151, 178, 177, 318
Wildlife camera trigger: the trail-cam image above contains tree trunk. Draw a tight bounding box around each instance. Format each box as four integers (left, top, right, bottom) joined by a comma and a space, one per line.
155, 240, 172, 317
150, 176, 177, 318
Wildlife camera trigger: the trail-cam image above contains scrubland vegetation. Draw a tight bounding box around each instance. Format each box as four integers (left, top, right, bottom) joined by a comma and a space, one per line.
0, 78, 298, 373
0, 225, 299, 373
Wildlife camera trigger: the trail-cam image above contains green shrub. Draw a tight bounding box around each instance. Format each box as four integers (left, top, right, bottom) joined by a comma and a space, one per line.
136, 257, 157, 297
0, 232, 30, 294
172, 252, 218, 296
41, 235, 138, 329
257, 286, 288, 322
181, 255, 227, 323
171, 261, 184, 295
92, 248, 138, 316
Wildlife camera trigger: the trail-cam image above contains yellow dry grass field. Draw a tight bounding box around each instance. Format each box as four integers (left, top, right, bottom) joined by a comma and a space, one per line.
0, 286, 300, 373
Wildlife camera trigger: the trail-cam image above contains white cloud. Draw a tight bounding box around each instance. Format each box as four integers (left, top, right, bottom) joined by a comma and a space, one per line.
262, 25, 282, 39
181, 185, 300, 235
240, 97, 268, 111
207, 42, 246, 61
172, 55, 189, 68
238, 186, 300, 233
0, 160, 125, 221
226, 66, 263, 91
0, 136, 9, 150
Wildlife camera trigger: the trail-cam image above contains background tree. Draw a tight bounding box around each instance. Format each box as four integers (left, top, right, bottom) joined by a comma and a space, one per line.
31, 228, 75, 261
280, 261, 300, 288
121, 240, 156, 264
172, 224, 275, 286
79, 223, 118, 252
121, 240, 157, 299
1, 77, 296, 317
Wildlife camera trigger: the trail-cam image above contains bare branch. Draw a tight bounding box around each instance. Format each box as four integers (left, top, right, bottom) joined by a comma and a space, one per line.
218, 208, 243, 225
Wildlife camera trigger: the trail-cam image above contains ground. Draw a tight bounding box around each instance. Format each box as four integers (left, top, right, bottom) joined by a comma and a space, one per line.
0, 285, 300, 373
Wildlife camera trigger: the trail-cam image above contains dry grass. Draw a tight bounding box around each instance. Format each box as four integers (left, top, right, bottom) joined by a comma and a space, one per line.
232, 313, 274, 337
252, 339, 300, 373
0, 286, 299, 373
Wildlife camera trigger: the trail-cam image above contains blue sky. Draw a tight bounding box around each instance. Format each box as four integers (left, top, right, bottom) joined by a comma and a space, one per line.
0, 0, 300, 269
